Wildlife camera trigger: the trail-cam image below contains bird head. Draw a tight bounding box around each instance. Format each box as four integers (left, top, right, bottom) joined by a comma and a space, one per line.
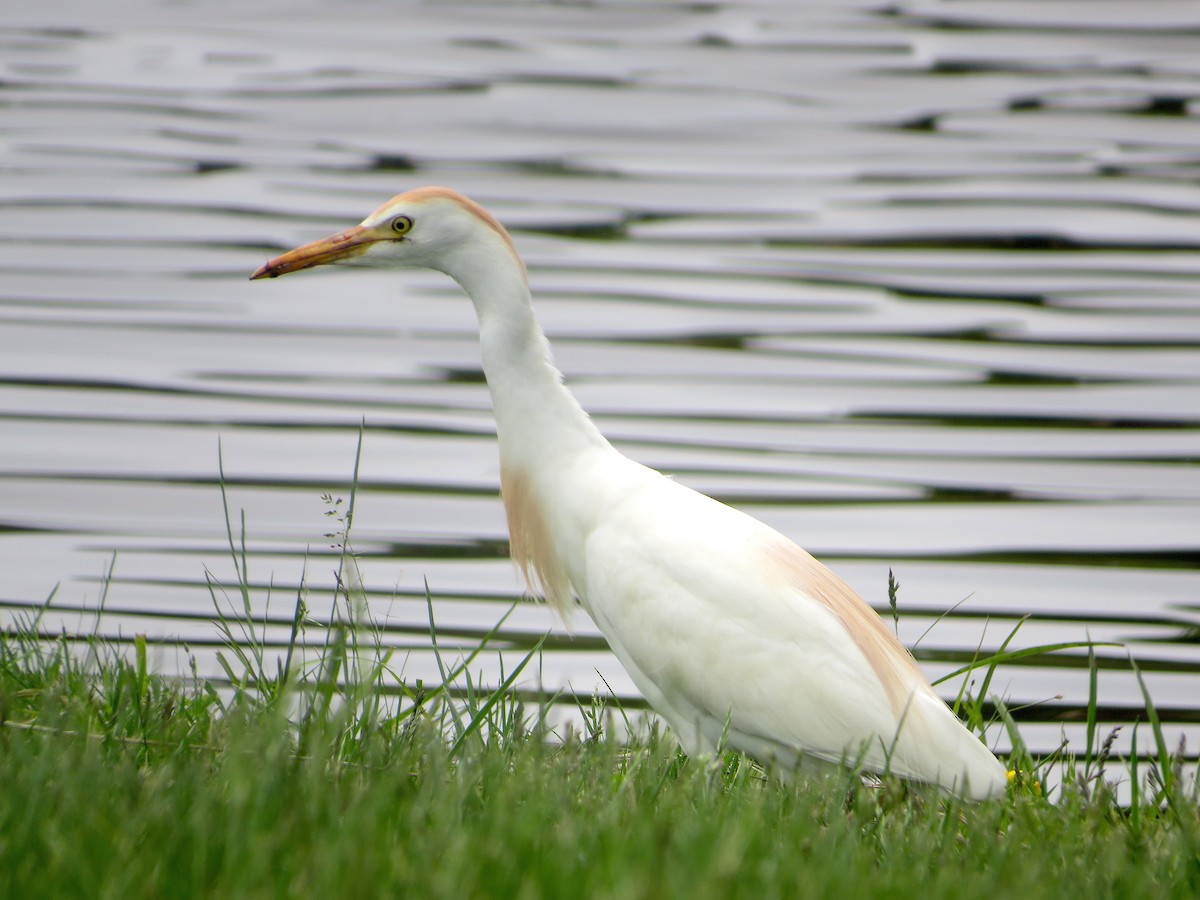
249, 187, 523, 282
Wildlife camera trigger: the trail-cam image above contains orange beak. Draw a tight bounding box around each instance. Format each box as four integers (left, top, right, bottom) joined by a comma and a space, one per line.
249, 225, 376, 280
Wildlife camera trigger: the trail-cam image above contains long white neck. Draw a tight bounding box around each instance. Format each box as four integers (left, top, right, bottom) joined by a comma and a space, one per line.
438, 236, 616, 618
445, 242, 610, 467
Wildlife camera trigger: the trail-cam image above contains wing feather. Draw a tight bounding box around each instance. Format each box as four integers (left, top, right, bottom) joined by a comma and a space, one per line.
579, 470, 1005, 799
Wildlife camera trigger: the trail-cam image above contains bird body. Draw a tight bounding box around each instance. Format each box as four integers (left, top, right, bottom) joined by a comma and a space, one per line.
251, 187, 1007, 800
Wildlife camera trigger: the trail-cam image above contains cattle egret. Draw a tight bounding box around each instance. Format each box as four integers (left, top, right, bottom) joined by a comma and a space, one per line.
251, 187, 1007, 800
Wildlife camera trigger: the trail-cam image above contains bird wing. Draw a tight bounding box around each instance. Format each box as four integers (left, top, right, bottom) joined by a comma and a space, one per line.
579, 466, 1005, 798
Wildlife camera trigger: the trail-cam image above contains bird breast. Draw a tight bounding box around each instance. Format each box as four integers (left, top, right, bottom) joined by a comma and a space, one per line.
500, 462, 574, 618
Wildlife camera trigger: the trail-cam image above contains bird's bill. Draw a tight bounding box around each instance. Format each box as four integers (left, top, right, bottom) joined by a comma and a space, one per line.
249, 225, 376, 280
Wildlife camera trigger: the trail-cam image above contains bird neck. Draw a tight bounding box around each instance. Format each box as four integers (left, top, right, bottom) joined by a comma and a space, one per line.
449, 248, 610, 469
448, 245, 616, 617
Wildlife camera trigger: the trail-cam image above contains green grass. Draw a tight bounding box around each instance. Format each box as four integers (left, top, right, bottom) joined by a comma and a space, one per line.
3, 593, 1198, 898
0, 463, 1196, 898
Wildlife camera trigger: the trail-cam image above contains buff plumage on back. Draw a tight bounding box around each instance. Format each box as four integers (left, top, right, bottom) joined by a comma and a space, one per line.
762, 539, 931, 715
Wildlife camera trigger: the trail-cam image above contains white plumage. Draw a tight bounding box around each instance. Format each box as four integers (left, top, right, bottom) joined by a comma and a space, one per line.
251, 187, 1007, 800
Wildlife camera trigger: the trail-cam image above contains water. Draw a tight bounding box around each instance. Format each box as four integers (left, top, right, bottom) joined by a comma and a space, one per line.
2, 0, 1199, 763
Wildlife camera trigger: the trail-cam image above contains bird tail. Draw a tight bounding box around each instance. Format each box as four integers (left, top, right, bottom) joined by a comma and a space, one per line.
890, 691, 1008, 801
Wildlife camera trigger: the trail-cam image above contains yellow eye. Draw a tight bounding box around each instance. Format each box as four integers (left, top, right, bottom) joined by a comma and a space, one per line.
390, 215, 413, 236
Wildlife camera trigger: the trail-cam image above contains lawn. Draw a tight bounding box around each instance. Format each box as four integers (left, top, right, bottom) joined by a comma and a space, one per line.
2, 590, 1197, 900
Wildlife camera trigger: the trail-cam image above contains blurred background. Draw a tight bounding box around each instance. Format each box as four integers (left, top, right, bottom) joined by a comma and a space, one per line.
2, 0, 1199, 767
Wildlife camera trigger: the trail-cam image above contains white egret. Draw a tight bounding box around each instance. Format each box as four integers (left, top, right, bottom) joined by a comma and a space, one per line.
251, 187, 1007, 800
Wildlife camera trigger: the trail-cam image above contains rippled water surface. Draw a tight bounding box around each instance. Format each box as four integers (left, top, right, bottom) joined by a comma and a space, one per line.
3, 0, 1199, 763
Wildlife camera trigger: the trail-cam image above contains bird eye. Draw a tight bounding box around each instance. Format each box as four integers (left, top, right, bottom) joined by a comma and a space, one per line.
390, 215, 413, 236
